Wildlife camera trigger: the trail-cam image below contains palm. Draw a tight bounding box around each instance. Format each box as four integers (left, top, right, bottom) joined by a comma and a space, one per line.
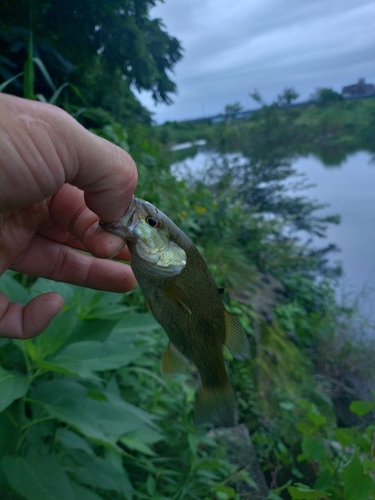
0, 94, 138, 340
0, 186, 135, 339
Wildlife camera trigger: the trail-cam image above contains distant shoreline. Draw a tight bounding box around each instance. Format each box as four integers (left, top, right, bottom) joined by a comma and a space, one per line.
180, 93, 375, 125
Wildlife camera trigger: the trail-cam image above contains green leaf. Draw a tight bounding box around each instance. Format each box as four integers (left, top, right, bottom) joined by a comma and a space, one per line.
24, 57, 35, 99
84, 304, 132, 321
69, 318, 118, 343
2, 455, 75, 500
0, 409, 19, 456
56, 428, 94, 456
48, 82, 70, 105
342, 454, 375, 500
297, 422, 316, 435
113, 313, 159, 333
0, 272, 30, 303
71, 483, 104, 500
33, 57, 56, 92
105, 376, 122, 397
30, 278, 76, 303
35, 93, 47, 102
67, 450, 132, 500
0, 72, 24, 92
0, 366, 29, 412
266, 493, 284, 500
279, 401, 295, 411
349, 400, 375, 417
32, 378, 85, 401
288, 484, 326, 499
300, 436, 325, 462
32, 379, 157, 445
73, 288, 129, 320
271, 480, 292, 495
314, 470, 332, 491
120, 426, 164, 456
28, 307, 78, 361
44, 331, 145, 378
146, 474, 156, 496
306, 410, 326, 426
104, 390, 158, 429
214, 484, 236, 499
335, 427, 357, 448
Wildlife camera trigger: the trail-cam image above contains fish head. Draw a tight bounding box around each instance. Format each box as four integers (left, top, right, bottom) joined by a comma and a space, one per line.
99, 196, 137, 240
100, 197, 187, 277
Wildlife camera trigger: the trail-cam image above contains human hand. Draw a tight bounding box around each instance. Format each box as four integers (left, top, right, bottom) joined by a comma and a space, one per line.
0, 94, 138, 339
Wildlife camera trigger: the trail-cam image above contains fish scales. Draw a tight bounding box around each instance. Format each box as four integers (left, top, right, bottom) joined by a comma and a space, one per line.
100, 197, 250, 426
136, 245, 229, 387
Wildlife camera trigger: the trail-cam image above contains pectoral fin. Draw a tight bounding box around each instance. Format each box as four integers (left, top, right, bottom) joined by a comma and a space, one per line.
176, 298, 192, 315
163, 282, 193, 315
161, 342, 188, 374
223, 309, 250, 360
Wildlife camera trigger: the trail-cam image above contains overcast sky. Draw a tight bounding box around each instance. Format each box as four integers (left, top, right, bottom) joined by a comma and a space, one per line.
136, 0, 375, 123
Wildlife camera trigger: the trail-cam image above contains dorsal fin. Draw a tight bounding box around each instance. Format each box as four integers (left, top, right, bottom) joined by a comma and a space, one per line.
161, 342, 188, 374
223, 309, 250, 360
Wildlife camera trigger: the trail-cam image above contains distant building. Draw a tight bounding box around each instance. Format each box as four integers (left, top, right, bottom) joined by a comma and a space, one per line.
342, 78, 375, 97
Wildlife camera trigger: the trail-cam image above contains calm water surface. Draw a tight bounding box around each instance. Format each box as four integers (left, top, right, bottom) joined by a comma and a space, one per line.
172, 150, 375, 323
294, 152, 375, 323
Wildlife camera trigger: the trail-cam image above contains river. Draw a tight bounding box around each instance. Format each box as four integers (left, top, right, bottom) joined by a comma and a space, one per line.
172, 149, 375, 326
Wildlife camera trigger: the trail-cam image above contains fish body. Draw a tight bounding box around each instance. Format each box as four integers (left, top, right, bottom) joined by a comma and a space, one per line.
100, 197, 249, 426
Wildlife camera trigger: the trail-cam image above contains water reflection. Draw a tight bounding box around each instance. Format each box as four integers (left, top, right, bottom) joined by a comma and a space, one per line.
293, 152, 375, 315
171, 150, 244, 182
314, 145, 367, 167
171, 149, 375, 321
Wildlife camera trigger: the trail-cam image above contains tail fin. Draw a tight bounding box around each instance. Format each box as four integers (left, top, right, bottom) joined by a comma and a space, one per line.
194, 381, 237, 427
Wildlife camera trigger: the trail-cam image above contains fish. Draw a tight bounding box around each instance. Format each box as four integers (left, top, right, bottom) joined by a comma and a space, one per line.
100, 197, 249, 426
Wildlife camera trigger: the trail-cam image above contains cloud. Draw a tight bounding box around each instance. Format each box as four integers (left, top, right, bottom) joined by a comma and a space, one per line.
139, 0, 375, 122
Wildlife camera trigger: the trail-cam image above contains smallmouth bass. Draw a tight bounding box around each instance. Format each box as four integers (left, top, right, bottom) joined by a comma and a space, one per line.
100, 197, 249, 426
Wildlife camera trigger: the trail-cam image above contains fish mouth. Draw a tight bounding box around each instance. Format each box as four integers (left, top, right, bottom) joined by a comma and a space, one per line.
99, 196, 138, 236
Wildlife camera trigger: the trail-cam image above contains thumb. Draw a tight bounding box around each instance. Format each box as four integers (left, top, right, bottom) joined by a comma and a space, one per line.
67, 124, 138, 222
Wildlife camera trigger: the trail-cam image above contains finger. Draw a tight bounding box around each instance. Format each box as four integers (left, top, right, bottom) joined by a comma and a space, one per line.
59, 114, 138, 221
37, 222, 132, 261
0, 95, 137, 220
45, 184, 129, 258
0, 292, 63, 339
0, 206, 46, 275
11, 234, 137, 293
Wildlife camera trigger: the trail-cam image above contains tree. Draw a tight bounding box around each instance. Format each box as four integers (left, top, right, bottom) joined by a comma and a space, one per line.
0, 0, 183, 121
309, 87, 344, 106
249, 89, 264, 106
224, 102, 243, 119
277, 86, 299, 107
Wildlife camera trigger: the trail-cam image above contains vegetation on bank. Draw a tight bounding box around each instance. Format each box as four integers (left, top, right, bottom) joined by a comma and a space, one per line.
1, 3, 375, 498
154, 92, 375, 166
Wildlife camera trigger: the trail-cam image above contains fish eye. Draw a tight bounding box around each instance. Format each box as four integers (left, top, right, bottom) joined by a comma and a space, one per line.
146, 216, 161, 228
